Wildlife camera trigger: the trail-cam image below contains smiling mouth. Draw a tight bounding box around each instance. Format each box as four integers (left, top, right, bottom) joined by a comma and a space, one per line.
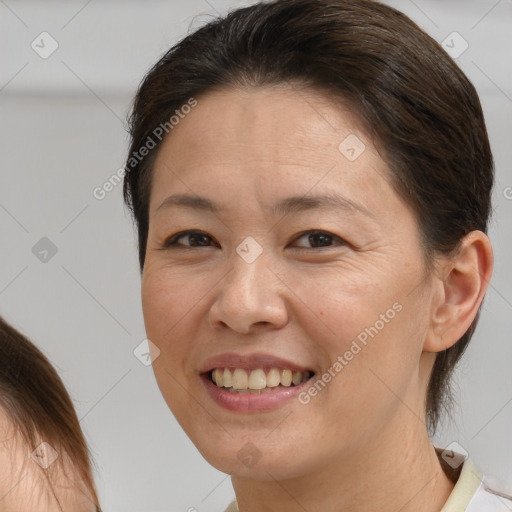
208, 367, 314, 394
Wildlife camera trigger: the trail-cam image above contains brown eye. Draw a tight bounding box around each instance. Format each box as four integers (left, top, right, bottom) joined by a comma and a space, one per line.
292, 230, 345, 249
164, 230, 216, 248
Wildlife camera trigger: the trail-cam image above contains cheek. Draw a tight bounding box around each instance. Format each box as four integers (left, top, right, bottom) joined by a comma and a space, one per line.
298, 269, 426, 416
329, 300, 427, 420
141, 263, 217, 391
142, 265, 204, 339
141, 269, 192, 419
282, 265, 396, 357
141, 268, 192, 383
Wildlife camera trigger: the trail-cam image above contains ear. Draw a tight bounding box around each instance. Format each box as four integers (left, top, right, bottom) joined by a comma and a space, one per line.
423, 231, 494, 353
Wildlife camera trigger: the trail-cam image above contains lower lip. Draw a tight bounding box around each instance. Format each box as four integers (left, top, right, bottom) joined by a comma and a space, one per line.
201, 374, 313, 412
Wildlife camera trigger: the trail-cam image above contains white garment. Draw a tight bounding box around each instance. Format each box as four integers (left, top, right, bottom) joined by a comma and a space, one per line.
223, 450, 512, 512
466, 482, 512, 511
449, 455, 512, 512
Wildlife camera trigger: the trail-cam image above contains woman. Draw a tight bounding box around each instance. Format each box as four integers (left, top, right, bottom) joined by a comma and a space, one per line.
0, 315, 101, 511
122, 0, 510, 510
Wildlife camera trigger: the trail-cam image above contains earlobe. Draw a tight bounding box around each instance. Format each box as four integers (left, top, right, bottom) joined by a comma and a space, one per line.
424, 231, 494, 353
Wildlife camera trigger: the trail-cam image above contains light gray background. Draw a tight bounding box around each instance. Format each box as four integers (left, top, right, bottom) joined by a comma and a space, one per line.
0, 1, 511, 510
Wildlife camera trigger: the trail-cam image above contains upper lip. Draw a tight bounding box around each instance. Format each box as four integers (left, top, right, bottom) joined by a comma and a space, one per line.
200, 353, 314, 374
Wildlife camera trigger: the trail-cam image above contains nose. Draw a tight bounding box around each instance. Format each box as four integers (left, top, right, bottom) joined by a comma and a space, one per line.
208, 248, 289, 334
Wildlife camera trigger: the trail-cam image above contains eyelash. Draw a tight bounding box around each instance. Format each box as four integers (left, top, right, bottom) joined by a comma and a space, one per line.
162, 229, 346, 251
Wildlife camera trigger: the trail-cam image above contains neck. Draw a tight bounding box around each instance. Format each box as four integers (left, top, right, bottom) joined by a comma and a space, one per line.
231, 412, 454, 512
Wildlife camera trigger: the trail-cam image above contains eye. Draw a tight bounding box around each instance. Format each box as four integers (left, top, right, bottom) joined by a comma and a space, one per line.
291, 230, 346, 249
162, 229, 346, 250
163, 230, 217, 248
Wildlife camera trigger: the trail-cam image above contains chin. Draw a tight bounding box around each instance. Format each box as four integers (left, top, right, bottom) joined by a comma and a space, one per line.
192, 432, 315, 481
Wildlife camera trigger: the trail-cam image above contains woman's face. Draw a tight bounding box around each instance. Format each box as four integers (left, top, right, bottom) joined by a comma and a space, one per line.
142, 85, 438, 479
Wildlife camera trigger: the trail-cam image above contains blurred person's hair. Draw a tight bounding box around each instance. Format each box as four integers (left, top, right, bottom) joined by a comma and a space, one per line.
0, 314, 101, 511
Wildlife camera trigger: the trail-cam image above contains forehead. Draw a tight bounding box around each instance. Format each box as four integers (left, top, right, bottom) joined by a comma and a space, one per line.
149, 85, 394, 219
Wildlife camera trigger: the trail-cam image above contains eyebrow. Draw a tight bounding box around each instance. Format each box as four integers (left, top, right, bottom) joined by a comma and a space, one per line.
155, 192, 374, 218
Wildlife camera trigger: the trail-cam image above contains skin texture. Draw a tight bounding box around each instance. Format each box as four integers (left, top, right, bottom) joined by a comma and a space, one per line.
141, 85, 493, 512
0, 408, 96, 511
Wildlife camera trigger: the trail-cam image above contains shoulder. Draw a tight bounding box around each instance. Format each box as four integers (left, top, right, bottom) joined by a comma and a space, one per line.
466, 475, 512, 511
435, 445, 512, 512
222, 451, 512, 512
223, 498, 239, 512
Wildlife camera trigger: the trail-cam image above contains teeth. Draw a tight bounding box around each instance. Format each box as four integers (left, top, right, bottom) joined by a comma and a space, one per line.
223, 368, 232, 387
210, 367, 311, 391
266, 368, 280, 387
280, 369, 292, 387
232, 368, 248, 390
248, 369, 266, 390
213, 368, 223, 387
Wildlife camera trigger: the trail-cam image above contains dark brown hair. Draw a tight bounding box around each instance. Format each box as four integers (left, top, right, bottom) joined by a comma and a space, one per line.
122, 0, 494, 433
0, 315, 101, 510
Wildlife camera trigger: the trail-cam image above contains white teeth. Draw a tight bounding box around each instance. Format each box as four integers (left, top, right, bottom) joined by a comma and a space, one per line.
280, 369, 292, 387
213, 368, 224, 387
248, 369, 266, 390
232, 368, 248, 389
210, 367, 311, 391
223, 368, 232, 387
266, 368, 280, 387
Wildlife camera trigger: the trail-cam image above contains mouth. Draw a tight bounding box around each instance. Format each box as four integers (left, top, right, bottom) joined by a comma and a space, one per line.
207, 367, 315, 394
199, 353, 317, 411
